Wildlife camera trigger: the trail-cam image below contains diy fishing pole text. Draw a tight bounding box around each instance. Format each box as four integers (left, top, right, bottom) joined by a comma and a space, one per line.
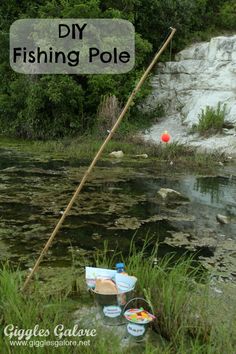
10, 19, 135, 74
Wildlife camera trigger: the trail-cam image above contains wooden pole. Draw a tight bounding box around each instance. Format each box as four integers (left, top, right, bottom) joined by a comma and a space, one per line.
22, 27, 176, 291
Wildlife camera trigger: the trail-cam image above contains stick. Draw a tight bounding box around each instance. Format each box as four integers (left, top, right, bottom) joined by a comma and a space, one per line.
22, 27, 176, 291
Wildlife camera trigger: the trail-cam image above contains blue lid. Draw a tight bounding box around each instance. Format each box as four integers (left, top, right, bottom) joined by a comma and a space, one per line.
116, 262, 125, 268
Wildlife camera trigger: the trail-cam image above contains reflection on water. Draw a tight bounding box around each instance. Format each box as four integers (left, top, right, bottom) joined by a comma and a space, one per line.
195, 177, 221, 204
194, 176, 236, 207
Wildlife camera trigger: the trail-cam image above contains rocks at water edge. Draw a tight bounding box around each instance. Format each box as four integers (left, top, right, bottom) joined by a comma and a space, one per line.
109, 150, 124, 158
216, 214, 230, 224
134, 154, 148, 159
157, 188, 189, 205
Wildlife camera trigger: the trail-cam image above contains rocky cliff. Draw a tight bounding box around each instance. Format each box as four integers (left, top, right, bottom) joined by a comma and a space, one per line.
144, 35, 236, 155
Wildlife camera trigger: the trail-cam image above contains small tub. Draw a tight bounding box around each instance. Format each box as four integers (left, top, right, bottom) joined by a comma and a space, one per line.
123, 298, 155, 341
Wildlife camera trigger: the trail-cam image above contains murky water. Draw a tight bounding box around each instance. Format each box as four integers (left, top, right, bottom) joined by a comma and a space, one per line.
0, 148, 235, 278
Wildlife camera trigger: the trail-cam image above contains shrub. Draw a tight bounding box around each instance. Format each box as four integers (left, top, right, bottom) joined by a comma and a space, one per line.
96, 95, 121, 136
194, 103, 226, 135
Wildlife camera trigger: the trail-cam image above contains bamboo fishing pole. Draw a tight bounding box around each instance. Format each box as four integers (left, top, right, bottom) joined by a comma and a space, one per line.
22, 27, 176, 291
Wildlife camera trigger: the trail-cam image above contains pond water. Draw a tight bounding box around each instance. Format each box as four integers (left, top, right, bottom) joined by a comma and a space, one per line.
0, 148, 235, 279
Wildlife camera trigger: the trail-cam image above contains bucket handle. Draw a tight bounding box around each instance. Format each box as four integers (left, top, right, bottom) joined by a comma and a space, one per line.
122, 297, 154, 316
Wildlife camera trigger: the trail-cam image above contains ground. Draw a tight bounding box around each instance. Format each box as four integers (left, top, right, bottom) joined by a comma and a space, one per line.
143, 114, 236, 157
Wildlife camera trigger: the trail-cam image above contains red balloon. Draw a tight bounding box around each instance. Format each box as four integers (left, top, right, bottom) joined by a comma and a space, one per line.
161, 131, 171, 143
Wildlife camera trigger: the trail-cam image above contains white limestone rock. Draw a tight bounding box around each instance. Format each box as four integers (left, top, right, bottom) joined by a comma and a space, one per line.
157, 188, 189, 204
216, 214, 230, 224
109, 150, 124, 158
145, 35, 236, 126
143, 35, 236, 155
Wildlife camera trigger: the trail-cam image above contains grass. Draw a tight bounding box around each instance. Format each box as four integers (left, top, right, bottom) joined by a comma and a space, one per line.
0, 265, 69, 353
0, 135, 225, 174
0, 263, 123, 354
193, 103, 226, 136
1, 242, 233, 353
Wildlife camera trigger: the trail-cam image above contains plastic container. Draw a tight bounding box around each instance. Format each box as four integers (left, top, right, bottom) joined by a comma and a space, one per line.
116, 263, 125, 273
115, 273, 137, 292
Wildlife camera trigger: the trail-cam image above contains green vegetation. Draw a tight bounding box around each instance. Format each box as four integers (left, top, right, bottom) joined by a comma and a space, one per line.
219, 0, 236, 29
0, 264, 122, 354
1, 242, 235, 353
0, 1, 235, 139
0, 136, 225, 174
194, 103, 226, 135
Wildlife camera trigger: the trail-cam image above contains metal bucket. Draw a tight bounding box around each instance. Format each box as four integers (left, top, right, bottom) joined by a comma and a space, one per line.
123, 297, 155, 342
126, 321, 148, 341
91, 288, 134, 326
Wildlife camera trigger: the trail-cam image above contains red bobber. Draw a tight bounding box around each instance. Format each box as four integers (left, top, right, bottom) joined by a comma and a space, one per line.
161, 131, 171, 143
